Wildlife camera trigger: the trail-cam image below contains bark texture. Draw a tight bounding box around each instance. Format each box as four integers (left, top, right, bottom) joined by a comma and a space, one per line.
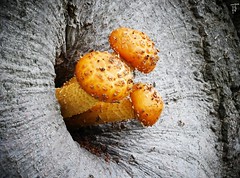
0, 0, 239, 177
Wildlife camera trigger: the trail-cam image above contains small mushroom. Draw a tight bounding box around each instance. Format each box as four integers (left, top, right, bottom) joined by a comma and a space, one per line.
130, 83, 164, 126
109, 27, 160, 73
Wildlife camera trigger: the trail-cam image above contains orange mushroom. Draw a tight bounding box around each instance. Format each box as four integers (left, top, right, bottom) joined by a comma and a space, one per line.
109, 27, 159, 73
75, 51, 133, 102
130, 83, 164, 126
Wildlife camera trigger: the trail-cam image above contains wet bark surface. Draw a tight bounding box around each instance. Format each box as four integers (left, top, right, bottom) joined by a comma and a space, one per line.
0, 0, 239, 177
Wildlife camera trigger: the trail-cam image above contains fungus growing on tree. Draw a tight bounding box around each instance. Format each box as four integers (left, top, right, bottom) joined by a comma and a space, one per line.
56, 27, 164, 127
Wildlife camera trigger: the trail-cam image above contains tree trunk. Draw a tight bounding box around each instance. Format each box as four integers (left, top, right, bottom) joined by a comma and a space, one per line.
0, 0, 239, 177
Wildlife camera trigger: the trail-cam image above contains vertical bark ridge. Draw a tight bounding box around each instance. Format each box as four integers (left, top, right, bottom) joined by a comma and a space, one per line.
187, 0, 240, 177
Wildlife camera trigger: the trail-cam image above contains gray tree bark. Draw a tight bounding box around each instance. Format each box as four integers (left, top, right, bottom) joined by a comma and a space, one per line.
0, 0, 239, 177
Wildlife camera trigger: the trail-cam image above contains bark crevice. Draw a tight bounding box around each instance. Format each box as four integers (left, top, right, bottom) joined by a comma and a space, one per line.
188, 1, 240, 177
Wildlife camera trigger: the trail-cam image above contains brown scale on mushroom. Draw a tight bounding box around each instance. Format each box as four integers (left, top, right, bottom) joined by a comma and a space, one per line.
99, 67, 105, 71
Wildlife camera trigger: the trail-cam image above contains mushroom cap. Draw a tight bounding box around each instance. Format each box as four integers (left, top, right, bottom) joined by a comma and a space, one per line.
75, 51, 133, 102
130, 83, 164, 126
109, 27, 159, 73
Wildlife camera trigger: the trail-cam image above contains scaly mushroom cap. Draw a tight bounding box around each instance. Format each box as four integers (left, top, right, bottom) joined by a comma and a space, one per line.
109, 27, 159, 73
75, 51, 133, 102
130, 83, 164, 126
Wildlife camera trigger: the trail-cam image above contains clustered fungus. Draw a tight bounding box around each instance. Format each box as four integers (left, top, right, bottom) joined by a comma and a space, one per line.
56, 27, 164, 127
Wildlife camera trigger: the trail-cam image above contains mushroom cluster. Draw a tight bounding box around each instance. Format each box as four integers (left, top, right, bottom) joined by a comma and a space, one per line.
56, 27, 164, 127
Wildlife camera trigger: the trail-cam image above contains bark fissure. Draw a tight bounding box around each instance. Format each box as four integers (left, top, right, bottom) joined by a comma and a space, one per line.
188, 0, 240, 177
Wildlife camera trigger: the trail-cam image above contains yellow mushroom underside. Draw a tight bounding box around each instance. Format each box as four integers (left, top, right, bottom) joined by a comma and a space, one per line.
55, 77, 98, 118
64, 98, 135, 127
